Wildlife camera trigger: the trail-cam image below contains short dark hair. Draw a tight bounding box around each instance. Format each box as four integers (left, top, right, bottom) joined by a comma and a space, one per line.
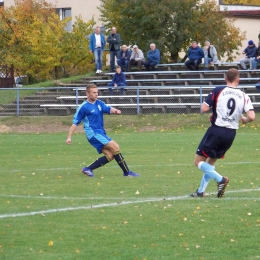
226, 68, 240, 83
86, 83, 97, 92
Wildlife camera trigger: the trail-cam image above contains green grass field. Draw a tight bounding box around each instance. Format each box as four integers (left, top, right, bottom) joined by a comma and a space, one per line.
1, 115, 260, 260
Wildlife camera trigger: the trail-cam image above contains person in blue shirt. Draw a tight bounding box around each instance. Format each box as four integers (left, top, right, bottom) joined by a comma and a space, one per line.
66, 84, 139, 177
117, 45, 131, 72
107, 66, 127, 95
185, 41, 204, 71
89, 26, 106, 74
240, 40, 258, 70
143, 43, 160, 71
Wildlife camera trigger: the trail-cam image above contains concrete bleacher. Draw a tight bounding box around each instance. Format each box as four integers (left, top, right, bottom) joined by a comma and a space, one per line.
37, 65, 260, 115
156, 61, 242, 71
40, 84, 260, 115
105, 69, 260, 80
90, 77, 258, 87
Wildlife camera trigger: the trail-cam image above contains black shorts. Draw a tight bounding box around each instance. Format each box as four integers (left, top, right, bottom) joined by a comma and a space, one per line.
196, 124, 236, 159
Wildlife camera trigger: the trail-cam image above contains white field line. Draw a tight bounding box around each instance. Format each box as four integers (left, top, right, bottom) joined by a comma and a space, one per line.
0, 188, 260, 219
1, 187, 260, 201
6, 160, 260, 173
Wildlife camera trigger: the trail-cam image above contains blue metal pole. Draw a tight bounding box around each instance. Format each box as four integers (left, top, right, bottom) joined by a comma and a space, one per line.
199, 86, 202, 114
76, 88, 79, 108
16, 88, 20, 117
136, 87, 140, 114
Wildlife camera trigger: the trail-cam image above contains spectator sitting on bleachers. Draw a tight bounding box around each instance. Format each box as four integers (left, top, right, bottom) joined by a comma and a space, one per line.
185, 41, 204, 71
252, 41, 260, 70
107, 66, 127, 95
240, 40, 257, 70
256, 78, 260, 92
128, 45, 145, 71
203, 41, 218, 70
143, 43, 160, 71
117, 45, 131, 72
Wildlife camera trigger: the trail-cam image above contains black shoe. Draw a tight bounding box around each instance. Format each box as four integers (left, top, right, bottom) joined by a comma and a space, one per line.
217, 177, 229, 198
189, 189, 204, 197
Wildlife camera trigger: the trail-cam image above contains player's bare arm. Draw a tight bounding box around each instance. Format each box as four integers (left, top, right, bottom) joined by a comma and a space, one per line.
66, 124, 77, 144
110, 107, 122, 114
201, 102, 210, 113
241, 110, 255, 124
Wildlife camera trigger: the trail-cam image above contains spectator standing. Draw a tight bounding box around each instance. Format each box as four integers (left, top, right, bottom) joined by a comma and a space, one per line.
117, 45, 131, 72
107, 66, 127, 95
240, 40, 257, 70
203, 41, 218, 70
128, 45, 145, 71
107, 27, 121, 72
252, 41, 260, 70
89, 26, 106, 74
143, 43, 160, 71
185, 41, 204, 71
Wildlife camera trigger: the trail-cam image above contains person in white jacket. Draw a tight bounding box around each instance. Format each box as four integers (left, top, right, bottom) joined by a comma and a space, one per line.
128, 45, 145, 71
203, 41, 218, 70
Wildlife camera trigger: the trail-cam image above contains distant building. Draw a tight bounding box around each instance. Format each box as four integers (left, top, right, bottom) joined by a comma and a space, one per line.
3, 0, 101, 32
3, 0, 260, 60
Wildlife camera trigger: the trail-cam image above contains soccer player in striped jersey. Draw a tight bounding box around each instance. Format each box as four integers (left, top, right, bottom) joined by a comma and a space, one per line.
190, 68, 255, 198
66, 84, 140, 177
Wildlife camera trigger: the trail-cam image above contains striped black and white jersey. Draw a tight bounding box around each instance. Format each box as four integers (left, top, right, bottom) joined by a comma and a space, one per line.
204, 86, 254, 129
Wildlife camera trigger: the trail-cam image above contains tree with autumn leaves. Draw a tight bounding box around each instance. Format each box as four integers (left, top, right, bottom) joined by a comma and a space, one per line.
223, 0, 260, 4
99, 0, 246, 62
0, 0, 94, 82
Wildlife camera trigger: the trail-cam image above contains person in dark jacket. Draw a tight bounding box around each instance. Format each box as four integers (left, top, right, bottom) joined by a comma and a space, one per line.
240, 40, 257, 70
252, 41, 260, 69
107, 27, 121, 72
143, 43, 160, 71
185, 41, 204, 71
117, 45, 131, 71
107, 66, 127, 95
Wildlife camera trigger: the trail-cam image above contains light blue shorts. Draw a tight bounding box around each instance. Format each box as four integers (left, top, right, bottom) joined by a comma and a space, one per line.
88, 133, 112, 154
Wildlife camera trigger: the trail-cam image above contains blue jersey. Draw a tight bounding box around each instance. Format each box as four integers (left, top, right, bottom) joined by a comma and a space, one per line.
204, 86, 254, 129
72, 99, 111, 139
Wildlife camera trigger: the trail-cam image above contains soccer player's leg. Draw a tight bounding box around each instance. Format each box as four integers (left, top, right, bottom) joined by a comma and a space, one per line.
194, 126, 232, 197
82, 134, 112, 177
103, 140, 140, 177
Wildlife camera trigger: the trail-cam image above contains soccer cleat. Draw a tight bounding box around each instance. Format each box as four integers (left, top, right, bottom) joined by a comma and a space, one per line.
217, 176, 229, 198
123, 171, 140, 177
189, 189, 205, 197
82, 167, 94, 177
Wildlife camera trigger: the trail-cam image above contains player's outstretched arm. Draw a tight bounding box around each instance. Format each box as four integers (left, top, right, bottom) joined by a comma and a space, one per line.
66, 124, 77, 144
241, 110, 255, 124
110, 107, 121, 114
201, 103, 210, 113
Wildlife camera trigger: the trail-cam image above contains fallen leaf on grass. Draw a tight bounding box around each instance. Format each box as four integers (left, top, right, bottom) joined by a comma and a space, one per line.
135, 191, 139, 195
48, 241, 53, 246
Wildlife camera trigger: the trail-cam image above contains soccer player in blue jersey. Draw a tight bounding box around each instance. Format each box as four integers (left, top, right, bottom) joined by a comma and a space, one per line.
66, 84, 140, 177
190, 68, 255, 198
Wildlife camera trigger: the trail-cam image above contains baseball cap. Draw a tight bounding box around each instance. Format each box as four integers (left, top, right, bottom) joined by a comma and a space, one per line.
248, 40, 254, 45
133, 45, 138, 49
